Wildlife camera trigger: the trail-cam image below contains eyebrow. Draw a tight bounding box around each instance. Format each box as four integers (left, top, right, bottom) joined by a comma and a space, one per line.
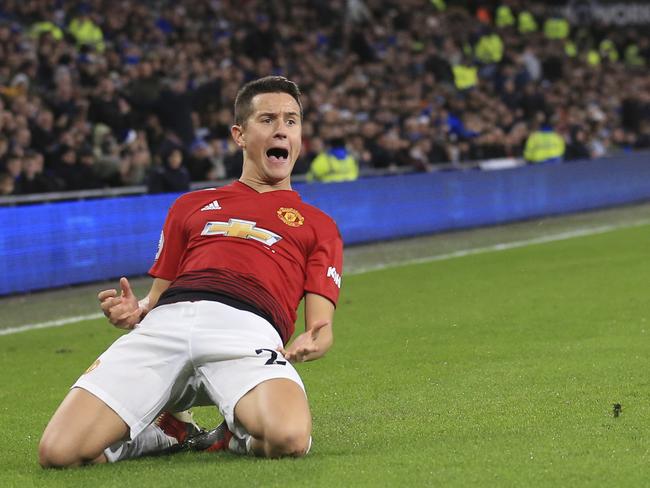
257, 111, 301, 118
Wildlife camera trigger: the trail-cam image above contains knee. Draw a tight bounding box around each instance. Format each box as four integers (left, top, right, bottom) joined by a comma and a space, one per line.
264, 425, 311, 458
38, 435, 72, 468
38, 433, 94, 468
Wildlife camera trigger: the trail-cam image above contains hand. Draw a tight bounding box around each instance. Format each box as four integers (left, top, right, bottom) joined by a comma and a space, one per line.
118, 97, 131, 114
97, 277, 143, 330
277, 321, 329, 363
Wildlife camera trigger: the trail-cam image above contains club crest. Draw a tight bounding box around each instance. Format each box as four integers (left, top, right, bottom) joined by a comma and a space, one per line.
277, 207, 304, 227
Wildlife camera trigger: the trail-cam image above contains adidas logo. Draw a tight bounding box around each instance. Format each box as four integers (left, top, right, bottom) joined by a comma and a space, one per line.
200, 200, 222, 211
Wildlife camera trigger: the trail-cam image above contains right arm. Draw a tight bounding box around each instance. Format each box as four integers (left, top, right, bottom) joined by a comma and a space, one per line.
97, 276, 171, 330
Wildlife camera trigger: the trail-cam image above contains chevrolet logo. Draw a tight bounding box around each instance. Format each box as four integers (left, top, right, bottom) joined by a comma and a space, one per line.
201, 219, 282, 246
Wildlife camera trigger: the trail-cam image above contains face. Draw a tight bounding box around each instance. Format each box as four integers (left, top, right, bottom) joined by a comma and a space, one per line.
6, 158, 21, 176
232, 92, 302, 188
0, 176, 13, 195
168, 149, 182, 168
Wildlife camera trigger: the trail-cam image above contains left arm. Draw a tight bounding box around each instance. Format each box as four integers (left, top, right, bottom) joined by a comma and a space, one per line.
279, 293, 335, 363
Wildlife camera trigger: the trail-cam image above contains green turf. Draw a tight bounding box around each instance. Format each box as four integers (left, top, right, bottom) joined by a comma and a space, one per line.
1, 224, 649, 487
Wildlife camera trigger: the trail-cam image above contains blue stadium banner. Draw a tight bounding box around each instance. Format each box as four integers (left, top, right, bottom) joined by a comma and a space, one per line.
0, 194, 172, 295
1, 153, 649, 295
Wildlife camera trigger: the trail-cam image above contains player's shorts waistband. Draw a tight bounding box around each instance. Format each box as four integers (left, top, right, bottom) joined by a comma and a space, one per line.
155, 288, 280, 335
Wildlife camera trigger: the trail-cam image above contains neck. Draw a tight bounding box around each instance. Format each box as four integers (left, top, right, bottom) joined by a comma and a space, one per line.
239, 175, 292, 193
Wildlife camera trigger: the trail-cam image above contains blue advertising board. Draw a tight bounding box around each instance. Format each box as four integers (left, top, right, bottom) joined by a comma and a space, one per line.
1, 153, 649, 295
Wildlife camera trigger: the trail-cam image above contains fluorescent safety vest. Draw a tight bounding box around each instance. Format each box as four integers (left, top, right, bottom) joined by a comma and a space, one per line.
495, 5, 515, 27
30, 21, 63, 40
474, 33, 504, 64
564, 40, 577, 57
599, 39, 619, 62
587, 49, 601, 66
624, 44, 645, 67
452, 65, 478, 90
518, 11, 538, 34
523, 130, 565, 163
69, 18, 105, 51
544, 18, 569, 40
307, 151, 359, 183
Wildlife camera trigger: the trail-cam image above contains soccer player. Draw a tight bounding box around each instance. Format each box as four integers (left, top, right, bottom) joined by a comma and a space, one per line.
38, 76, 343, 467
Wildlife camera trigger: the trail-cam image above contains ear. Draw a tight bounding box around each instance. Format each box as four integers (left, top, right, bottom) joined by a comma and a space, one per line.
231, 125, 245, 148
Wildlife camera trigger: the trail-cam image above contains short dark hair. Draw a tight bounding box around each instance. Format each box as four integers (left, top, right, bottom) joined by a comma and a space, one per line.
234, 76, 302, 126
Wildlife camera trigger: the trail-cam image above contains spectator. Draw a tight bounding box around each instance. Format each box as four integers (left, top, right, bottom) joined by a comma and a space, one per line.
88, 77, 134, 142
155, 76, 195, 149
12, 127, 32, 154
0, 171, 14, 195
30, 109, 58, 161
0, 135, 9, 166
53, 145, 82, 190
147, 148, 191, 194
76, 147, 105, 190
243, 15, 276, 61
3, 154, 22, 186
185, 140, 217, 182
565, 129, 591, 161
15, 151, 57, 194
0, 0, 645, 196
119, 132, 152, 186
124, 61, 162, 121
220, 139, 243, 179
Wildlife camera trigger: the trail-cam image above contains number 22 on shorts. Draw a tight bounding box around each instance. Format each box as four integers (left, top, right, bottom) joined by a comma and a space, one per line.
255, 348, 287, 365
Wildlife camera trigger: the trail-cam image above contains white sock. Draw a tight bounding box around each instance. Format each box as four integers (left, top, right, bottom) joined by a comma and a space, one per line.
103, 424, 178, 463
227, 433, 250, 455
227, 434, 313, 456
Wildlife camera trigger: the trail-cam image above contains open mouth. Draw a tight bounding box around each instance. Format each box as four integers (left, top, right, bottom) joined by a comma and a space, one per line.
266, 147, 289, 163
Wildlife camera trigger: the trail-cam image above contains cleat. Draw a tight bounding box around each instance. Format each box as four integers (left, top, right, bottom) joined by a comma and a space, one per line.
184, 420, 233, 452
154, 410, 203, 445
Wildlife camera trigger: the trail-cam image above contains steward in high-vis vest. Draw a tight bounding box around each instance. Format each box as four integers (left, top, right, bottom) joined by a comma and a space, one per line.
452, 64, 478, 91
518, 10, 538, 34
30, 21, 64, 40
599, 39, 619, 62
564, 40, 578, 58
307, 140, 359, 183
495, 5, 515, 28
474, 32, 504, 64
543, 17, 569, 40
69, 13, 105, 52
587, 49, 601, 67
523, 125, 565, 164
624, 43, 645, 67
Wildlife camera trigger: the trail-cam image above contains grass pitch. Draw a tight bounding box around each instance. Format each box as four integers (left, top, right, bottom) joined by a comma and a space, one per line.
1, 223, 649, 487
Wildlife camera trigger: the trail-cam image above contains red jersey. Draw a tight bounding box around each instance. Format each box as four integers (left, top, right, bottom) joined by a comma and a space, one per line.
149, 181, 343, 343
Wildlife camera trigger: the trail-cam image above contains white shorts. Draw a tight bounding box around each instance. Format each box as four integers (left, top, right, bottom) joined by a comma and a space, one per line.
73, 301, 305, 439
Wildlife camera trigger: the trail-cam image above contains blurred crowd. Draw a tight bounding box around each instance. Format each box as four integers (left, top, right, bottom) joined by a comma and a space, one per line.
0, 0, 648, 195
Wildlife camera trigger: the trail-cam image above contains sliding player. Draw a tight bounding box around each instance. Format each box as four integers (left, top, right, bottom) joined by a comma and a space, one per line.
39, 76, 343, 467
